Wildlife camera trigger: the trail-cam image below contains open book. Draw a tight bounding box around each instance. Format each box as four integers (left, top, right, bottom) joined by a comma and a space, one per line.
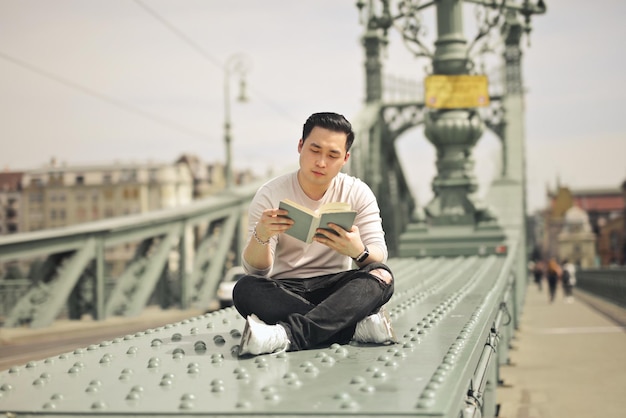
278, 199, 357, 244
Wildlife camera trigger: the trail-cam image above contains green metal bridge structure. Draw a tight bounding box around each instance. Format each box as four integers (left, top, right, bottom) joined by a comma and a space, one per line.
0, 1, 588, 417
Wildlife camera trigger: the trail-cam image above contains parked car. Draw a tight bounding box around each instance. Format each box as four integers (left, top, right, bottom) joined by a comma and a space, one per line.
216, 266, 246, 309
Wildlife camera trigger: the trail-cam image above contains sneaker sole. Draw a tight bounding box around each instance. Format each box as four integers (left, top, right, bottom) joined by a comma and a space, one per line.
381, 308, 398, 343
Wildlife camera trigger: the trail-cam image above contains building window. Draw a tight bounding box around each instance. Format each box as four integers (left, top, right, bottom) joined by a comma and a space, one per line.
610, 231, 620, 251
76, 175, 85, 185
120, 170, 137, 182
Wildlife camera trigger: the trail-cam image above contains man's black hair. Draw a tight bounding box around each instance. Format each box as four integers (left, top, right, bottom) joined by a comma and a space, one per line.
302, 112, 355, 152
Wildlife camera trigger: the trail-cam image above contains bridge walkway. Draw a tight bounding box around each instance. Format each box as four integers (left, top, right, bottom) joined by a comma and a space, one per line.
497, 284, 626, 418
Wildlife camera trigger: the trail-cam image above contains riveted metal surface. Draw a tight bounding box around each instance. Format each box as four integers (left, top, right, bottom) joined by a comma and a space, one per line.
0, 256, 508, 417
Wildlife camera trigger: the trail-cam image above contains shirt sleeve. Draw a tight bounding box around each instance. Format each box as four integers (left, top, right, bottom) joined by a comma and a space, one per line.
351, 180, 388, 262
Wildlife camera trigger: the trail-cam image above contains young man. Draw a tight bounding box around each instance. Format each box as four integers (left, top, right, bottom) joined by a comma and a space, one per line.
233, 112, 395, 356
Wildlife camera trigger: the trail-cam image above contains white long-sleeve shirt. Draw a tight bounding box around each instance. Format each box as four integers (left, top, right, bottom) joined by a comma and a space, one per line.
242, 171, 387, 279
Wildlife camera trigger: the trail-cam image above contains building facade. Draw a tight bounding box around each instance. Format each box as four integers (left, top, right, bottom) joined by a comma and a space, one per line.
538, 182, 625, 266
0, 171, 23, 235
20, 161, 194, 232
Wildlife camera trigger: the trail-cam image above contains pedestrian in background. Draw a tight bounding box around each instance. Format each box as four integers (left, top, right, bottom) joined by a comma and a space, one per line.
546, 258, 561, 303
531, 260, 544, 291
561, 259, 577, 303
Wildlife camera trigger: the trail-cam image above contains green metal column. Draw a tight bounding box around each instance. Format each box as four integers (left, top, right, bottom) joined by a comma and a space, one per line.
501, 11, 530, 325
94, 236, 105, 319
398, 0, 505, 257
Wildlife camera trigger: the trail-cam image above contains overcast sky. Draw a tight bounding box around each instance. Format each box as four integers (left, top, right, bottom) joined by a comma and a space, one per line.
1, 0, 624, 212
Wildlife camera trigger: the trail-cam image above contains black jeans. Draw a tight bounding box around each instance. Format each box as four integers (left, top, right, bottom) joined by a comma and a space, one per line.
232, 262, 394, 351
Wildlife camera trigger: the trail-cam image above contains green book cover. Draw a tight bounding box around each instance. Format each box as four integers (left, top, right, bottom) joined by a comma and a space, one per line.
279, 199, 357, 244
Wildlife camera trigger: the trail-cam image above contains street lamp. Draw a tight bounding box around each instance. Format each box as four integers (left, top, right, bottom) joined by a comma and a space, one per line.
223, 54, 251, 189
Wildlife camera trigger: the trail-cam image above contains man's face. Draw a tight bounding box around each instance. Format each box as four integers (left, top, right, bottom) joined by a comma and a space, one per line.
297, 126, 350, 188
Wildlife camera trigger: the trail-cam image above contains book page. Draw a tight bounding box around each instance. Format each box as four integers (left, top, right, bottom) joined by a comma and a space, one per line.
317, 210, 357, 235
318, 201, 352, 213
278, 200, 317, 243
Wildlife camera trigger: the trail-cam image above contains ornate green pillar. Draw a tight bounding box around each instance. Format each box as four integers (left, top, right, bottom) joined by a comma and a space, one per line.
399, 0, 505, 257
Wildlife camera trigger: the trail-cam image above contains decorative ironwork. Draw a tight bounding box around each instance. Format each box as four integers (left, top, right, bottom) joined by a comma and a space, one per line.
381, 103, 427, 141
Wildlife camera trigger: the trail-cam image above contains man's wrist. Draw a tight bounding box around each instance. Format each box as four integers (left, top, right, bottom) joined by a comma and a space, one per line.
352, 245, 369, 263
253, 224, 271, 245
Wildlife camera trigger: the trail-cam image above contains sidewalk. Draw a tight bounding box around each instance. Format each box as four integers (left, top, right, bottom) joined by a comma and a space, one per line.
0, 306, 205, 346
497, 284, 626, 418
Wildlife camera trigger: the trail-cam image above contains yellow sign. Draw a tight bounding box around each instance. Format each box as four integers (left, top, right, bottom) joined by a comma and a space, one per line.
424, 75, 489, 109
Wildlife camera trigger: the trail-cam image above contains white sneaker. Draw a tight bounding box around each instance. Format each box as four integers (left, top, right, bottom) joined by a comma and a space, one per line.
238, 314, 290, 356
353, 307, 397, 344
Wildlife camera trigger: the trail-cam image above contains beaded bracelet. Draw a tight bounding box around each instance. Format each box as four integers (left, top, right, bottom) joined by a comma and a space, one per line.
253, 224, 271, 246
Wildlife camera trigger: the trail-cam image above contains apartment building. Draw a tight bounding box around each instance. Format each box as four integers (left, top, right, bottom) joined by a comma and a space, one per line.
0, 171, 23, 234
20, 161, 194, 232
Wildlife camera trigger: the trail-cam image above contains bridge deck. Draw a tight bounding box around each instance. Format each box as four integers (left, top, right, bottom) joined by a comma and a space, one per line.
1, 266, 625, 417
0, 255, 509, 417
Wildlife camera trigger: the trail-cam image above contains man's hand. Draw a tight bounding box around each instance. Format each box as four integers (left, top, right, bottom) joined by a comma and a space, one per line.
254, 208, 294, 242
313, 223, 365, 259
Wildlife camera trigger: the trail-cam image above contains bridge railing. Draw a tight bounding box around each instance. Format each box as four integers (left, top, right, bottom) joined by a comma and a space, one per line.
576, 268, 626, 308
0, 181, 264, 328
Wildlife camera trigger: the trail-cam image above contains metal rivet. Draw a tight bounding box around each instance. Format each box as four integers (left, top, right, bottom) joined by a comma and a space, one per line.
194, 341, 207, 352
350, 376, 366, 385
340, 400, 359, 410
91, 401, 106, 410
235, 401, 251, 409
68, 366, 81, 374
99, 355, 112, 364
179, 401, 194, 410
